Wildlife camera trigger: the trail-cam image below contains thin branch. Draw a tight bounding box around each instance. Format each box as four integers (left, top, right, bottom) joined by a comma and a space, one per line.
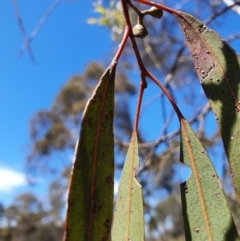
204, 2, 240, 25
115, 102, 210, 149
121, 0, 183, 118
224, 32, 240, 42
12, 0, 36, 62
111, 26, 130, 65
128, 1, 142, 16
174, 0, 194, 10
142, 91, 162, 111
120, 0, 148, 134
18, 0, 63, 59
133, 0, 180, 15
146, 70, 184, 119
143, 37, 161, 69
141, 46, 185, 112
197, 103, 210, 134
133, 75, 147, 132
221, 0, 240, 15
165, 46, 185, 85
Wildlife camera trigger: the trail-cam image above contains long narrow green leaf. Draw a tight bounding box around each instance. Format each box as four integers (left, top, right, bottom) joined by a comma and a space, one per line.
173, 11, 240, 203
112, 132, 144, 241
63, 67, 115, 241
180, 118, 240, 241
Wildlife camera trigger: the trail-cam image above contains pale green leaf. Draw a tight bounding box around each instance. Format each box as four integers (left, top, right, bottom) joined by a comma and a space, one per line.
87, 18, 98, 24
112, 132, 144, 241
99, 17, 108, 25
180, 118, 240, 241
95, 5, 107, 15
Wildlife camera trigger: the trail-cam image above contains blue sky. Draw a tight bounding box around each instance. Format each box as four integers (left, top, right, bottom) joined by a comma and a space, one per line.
0, 0, 116, 206
1, 0, 240, 208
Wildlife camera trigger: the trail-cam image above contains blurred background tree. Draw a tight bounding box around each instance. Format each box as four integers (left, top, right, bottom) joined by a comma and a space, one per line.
1, 0, 240, 240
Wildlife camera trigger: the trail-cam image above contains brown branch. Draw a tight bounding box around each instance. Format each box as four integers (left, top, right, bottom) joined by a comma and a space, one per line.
115, 102, 211, 149
18, 0, 63, 59
128, 1, 142, 16
12, 0, 36, 62
204, 2, 240, 25
224, 32, 240, 42
141, 46, 185, 112
143, 37, 161, 69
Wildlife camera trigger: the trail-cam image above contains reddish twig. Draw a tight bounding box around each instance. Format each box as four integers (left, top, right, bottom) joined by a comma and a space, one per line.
120, 0, 148, 133
145, 70, 184, 120
120, 0, 185, 129
133, 0, 180, 15
133, 74, 147, 132
111, 26, 130, 67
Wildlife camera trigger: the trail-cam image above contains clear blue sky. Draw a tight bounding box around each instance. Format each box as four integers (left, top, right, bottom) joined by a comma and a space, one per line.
0, 0, 116, 206
1, 0, 240, 207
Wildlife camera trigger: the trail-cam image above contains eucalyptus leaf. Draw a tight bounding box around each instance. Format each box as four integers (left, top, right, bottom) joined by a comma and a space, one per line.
112, 132, 144, 241
63, 67, 115, 241
173, 11, 240, 204
180, 118, 240, 241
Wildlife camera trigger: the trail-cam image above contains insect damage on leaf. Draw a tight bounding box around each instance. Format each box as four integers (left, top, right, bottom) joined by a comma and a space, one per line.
173, 11, 240, 204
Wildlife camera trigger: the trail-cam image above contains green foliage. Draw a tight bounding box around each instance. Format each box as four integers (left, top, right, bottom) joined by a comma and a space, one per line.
64, 1, 240, 241
63, 67, 115, 241
87, 1, 124, 39
112, 132, 144, 241
180, 119, 239, 240
174, 11, 240, 204
8, 1, 240, 241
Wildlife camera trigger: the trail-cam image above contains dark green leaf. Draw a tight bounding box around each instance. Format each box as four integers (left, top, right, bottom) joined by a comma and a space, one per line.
63, 67, 115, 241
174, 11, 240, 204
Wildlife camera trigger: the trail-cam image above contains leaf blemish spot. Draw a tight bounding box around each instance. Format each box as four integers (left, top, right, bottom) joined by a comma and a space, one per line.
105, 176, 112, 184
214, 192, 221, 197
101, 235, 107, 241
105, 218, 111, 228
194, 227, 199, 233
104, 144, 109, 152
212, 173, 216, 177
